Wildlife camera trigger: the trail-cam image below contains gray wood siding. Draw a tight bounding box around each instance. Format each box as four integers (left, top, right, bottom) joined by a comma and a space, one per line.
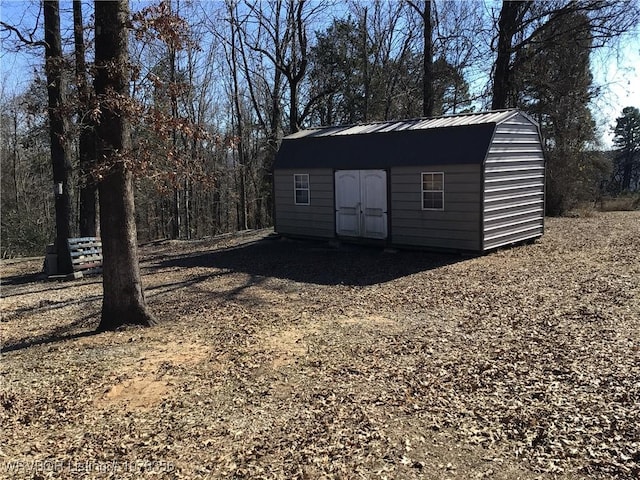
274, 169, 335, 238
483, 113, 545, 250
391, 165, 482, 250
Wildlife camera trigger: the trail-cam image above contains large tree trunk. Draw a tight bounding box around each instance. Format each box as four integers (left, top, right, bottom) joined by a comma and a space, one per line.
491, 1, 530, 110
73, 0, 98, 237
289, 81, 299, 133
94, 0, 156, 331
406, 0, 434, 117
43, 1, 73, 274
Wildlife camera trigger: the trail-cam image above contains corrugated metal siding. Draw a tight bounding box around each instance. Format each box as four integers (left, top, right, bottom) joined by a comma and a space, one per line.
482, 113, 545, 250
274, 169, 335, 238
391, 165, 482, 251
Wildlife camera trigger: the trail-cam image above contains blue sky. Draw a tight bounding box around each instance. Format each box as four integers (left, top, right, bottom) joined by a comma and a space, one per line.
592, 39, 640, 145
1, 0, 639, 148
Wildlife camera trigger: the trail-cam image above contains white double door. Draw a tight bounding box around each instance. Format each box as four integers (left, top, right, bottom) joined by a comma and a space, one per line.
335, 170, 388, 239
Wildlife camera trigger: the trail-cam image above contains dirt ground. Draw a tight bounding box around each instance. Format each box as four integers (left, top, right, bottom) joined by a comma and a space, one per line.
1, 212, 638, 479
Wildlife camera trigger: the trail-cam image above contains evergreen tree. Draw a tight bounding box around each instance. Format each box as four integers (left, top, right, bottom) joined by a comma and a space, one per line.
515, 11, 598, 215
308, 18, 369, 125
307, 17, 471, 125
612, 106, 640, 192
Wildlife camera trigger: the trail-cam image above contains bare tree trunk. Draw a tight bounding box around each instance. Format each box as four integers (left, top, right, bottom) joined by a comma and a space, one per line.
169, 40, 182, 239
361, 7, 369, 122
407, 1, 434, 117
94, 0, 156, 331
492, 1, 531, 110
228, 11, 248, 231
73, 0, 98, 237
173, 188, 181, 238
289, 82, 299, 133
286, 0, 307, 132
422, 0, 433, 117
44, 0, 73, 274
183, 178, 191, 239
12, 108, 19, 208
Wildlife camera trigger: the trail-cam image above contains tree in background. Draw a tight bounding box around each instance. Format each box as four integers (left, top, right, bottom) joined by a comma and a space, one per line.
2, 2, 100, 254
491, 0, 638, 111
431, 57, 473, 115
2, 0, 640, 263
406, 0, 434, 117
515, 11, 599, 215
611, 106, 640, 192
307, 2, 422, 125
432, 0, 485, 113
137, 1, 196, 240
223, 0, 250, 230
0, 84, 55, 258
306, 1, 476, 124
73, 0, 98, 238
490, 0, 639, 213
492, 1, 531, 110
350, 0, 419, 122
94, 0, 156, 330
307, 17, 369, 125
43, 0, 74, 274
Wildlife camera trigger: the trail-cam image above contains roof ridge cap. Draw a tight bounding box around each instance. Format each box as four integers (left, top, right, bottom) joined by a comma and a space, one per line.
295, 109, 521, 132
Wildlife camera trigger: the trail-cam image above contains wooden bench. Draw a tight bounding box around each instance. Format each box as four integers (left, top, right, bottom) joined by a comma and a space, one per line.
67, 237, 103, 274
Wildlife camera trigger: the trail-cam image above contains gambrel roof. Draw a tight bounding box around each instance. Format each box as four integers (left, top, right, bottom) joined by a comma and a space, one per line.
274, 109, 538, 169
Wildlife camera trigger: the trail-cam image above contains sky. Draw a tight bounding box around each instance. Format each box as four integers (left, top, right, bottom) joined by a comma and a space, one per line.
1, 0, 639, 148
591, 36, 640, 146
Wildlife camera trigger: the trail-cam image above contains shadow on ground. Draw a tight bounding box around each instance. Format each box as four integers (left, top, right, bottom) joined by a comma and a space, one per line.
2, 236, 470, 353
0, 271, 44, 287
156, 236, 469, 286
0, 312, 101, 354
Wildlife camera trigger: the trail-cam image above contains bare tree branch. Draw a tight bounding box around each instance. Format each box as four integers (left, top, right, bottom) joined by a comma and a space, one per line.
0, 21, 47, 48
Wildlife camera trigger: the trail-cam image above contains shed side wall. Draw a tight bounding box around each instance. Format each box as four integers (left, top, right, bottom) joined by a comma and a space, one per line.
483, 113, 545, 250
274, 169, 335, 238
391, 165, 482, 251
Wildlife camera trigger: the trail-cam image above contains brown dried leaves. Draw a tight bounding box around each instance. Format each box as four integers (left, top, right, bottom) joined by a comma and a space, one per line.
1, 212, 639, 479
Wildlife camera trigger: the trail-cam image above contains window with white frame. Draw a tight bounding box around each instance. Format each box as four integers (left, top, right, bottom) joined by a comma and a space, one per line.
422, 172, 444, 210
294, 174, 310, 205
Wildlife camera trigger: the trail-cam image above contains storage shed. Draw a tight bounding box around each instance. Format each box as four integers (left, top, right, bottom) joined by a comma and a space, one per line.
273, 109, 545, 252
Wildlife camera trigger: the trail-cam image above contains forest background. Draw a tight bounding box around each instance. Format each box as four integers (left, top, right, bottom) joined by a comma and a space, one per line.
1, 0, 639, 259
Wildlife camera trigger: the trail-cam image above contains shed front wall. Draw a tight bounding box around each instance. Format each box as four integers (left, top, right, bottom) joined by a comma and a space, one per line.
483, 113, 545, 250
391, 164, 482, 251
274, 168, 335, 238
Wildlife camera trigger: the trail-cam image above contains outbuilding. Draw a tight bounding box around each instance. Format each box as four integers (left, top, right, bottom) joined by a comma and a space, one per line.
273, 109, 545, 252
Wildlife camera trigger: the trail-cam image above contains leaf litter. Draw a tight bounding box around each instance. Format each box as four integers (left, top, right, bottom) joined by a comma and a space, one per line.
0, 211, 638, 479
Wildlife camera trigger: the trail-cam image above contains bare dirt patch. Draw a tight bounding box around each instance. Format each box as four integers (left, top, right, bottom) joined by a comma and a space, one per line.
95, 340, 212, 411
101, 377, 171, 411
1, 212, 639, 479
259, 325, 314, 369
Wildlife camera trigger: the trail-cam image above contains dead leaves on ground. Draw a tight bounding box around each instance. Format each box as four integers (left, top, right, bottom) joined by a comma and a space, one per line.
0, 212, 639, 479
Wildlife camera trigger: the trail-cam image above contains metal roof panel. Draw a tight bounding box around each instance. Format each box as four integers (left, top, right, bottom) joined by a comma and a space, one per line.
285, 109, 526, 140
274, 123, 497, 170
